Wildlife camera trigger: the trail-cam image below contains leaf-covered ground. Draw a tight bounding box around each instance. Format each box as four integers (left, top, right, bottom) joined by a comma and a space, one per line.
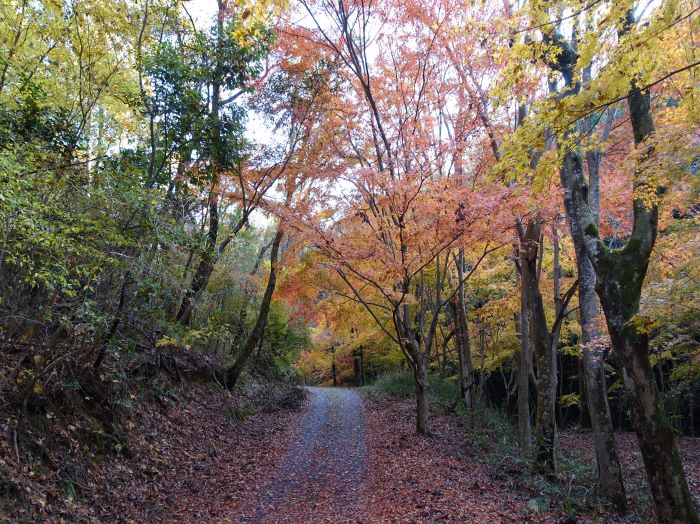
6, 384, 700, 522
363, 392, 700, 523
0, 380, 308, 523
364, 392, 548, 523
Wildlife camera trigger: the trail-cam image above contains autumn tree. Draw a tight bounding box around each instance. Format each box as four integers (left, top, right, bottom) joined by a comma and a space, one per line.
283, 0, 511, 434
498, 0, 700, 519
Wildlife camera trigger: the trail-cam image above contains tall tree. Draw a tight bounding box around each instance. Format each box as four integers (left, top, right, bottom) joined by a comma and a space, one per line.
534, 21, 627, 506
531, 3, 699, 520
171, 2, 274, 325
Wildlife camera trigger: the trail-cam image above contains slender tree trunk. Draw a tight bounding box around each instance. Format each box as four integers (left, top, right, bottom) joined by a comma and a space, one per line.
451, 299, 475, 409
439, 331, 450, 380
93, 273, 129, 372
691, 390, 695, 438
232, 237, 275, 346
355, 346, 365, 386
175, 2, 227, 326
359, 346, 364, 386
519, 218, 557, 474
356, 346, 365, 387
414, 351, 430, 435
478, 316, 486, 401
225, 229, 284, 388
563, 169, 626, 510
516, 267, 532, 448
398, 303, 431, 436
454, 249, 476, 409
176, 195, 219, 326
580, 259, 626, 510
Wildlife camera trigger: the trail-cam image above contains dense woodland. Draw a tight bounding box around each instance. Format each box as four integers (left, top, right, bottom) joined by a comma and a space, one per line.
1, 0, 699, 522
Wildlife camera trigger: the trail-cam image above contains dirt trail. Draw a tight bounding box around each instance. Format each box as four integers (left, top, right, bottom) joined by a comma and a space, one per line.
254, 387, 367, 523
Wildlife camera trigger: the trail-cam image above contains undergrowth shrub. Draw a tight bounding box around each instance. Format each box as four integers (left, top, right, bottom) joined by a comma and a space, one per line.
369, 370, 460, 407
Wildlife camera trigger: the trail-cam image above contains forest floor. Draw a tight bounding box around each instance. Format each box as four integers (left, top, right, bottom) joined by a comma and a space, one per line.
6, 384, 700, 523
361, 391, 700, 523
124, 386, 700, 523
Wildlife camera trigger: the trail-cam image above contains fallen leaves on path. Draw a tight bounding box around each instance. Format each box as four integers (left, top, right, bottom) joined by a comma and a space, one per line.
0, 379, 308, 523
9, 382, 700, 523
112, 384, 308, 524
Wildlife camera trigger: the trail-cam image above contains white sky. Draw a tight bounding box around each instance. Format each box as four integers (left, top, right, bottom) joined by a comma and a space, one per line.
185, 0, 218, 26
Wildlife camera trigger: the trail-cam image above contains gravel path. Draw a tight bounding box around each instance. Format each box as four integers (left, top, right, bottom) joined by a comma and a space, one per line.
254, 387, 367, 523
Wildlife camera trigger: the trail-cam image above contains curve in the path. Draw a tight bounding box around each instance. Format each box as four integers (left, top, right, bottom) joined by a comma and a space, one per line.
255, 387, 367, 523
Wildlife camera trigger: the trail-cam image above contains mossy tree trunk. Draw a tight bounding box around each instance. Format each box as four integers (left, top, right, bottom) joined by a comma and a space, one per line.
563, 78, 698, 523
564, 194, 626, 511
544, 21, 653, 515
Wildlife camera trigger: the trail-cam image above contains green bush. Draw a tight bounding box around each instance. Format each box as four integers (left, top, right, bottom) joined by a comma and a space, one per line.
370, 371, 416, 399
370, 371, 460, 406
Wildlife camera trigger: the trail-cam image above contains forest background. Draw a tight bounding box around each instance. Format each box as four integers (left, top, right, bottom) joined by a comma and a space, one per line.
0, 0, 698, 521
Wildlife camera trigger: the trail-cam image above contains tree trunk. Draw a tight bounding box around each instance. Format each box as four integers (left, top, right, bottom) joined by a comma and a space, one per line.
562, 80, 698, 521
579, 256, 627, 511
225, 228, 284, 388
519, 218, 557, 474
414, 352, 430, 435
597, 259, 697, 523
562, 168, 626, 511
439, 332, 450, 380
451, 300, 475, 409
93, 273, 129, 372
176, 195, 219, 326
398, 302, 431, 436
360, 346, 364, 386
516, 271, 532, 448
543, 20, 628, 495
455, 249, 476, 409
610, 310, 696, 521
353, 346, 365, 386
175, 2, 227, 327
232, 237, 276, 347
478, 316, 486, 401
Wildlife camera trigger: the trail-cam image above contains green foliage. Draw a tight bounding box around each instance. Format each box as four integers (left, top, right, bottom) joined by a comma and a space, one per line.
584, 223, 599, 238
369, 371, 461, 406
559, 393, 581, 409
229, 402, 258, 421
371, 371, 417, 399
527, 497, 548, 514
256, 303, 311, 378
0, 0, 298, 437
142, 13, 274, 180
